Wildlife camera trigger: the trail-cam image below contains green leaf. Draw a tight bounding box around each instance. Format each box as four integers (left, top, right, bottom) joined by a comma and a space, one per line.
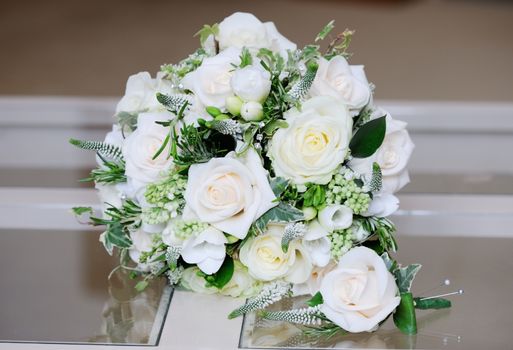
315, 20, 335, 42
71, 206, 93, 216
414, 297, 452, 310
380, 252, 397, 272
270, 177, 289, 197
254, 203, 304, 234
135, 280, 149, 292
239, 47, 253, 68
204, 256, 234, 289
206, 106, 222, 117
303, 185, 326, 208
105, 222, 132, 249
306, 292, 324, 307
394, 292, 417, 335
394, 264, 422, 293
263, 119, 288, 136
194, 23, 219, 45
349, 116, 386, 158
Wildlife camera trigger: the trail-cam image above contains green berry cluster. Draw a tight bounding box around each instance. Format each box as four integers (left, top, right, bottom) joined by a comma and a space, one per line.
326, 173, 370, 214
143, 174, 187, 224
167, 220, 208, 241
328, 228, 354, 261
141, 206, 171, 225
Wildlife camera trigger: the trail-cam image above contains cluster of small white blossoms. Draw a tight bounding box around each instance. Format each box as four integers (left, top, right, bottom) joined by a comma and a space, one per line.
79, 10, 417, 335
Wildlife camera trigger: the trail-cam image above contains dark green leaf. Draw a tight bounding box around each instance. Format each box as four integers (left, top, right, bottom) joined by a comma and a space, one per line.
105, 222, 132, 248
307, 292, 324, 307
204, 256, 234, 289
414, 297, 452, 310
349, 116, 386, 158
393, 292, 417, 335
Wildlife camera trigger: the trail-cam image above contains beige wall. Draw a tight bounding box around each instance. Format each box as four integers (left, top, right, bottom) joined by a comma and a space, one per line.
1, 0, 512, 101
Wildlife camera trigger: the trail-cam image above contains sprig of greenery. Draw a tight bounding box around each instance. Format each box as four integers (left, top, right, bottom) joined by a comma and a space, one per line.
82, 158, 127, 185
238, 47, 253, 68
325, 29, 355, 60
287, 61, 318, 102
69, 138, 123, 162
315, 20, 335, 42
116, 111, 138, 133
194, 23, 219, 45
360, 216, 397, 252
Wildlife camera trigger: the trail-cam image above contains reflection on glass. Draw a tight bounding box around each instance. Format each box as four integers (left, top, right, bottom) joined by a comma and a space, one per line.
90, 268, 172, 345
0, 229, 172, 345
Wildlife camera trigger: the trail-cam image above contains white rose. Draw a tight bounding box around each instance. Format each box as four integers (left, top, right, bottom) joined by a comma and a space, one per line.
364, 193, 399, 218
217, 12, 296, 55
310, 56, 371, 113
320, 246, 400, 333
220, 261, 261, 298
350, 113, 414, 194
303, 220, 331, 267
116, 72, 174, 114
122, 112, 175, 195
239, 225, 313, 283
183, 149, 277, 239
268, 96, 352, 187
181, 226, 227, 275
128, 229, 155, 271
180, 267, 217, 294
292, 262, 336, 296
231, 65, 271, 102
318, 205, 353, 232
181, 47, 240, 110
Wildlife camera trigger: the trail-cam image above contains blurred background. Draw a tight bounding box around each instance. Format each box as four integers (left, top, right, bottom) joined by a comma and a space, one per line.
1, 0, 512, 101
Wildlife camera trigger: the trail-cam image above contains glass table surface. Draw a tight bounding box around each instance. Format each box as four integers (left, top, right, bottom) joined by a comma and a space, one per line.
0, 228, 172, 346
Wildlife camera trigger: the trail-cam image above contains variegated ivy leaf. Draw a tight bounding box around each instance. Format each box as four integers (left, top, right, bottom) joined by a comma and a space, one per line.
394, 264, 422, 293
380, 252, 397, 272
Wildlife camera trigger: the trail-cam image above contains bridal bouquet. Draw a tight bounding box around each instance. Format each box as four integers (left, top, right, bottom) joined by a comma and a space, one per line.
71, 12, 451, 337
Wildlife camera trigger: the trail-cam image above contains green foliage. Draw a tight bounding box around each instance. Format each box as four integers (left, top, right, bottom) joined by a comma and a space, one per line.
117, 111, 138, 132
135, 280, 149, 292
325, 28, 355, 60
194, 23, 219, 45
393, 292, 418, 335
253, 202, 305, 235
260, 305, 322, 325
302, 184, 326, 209
156, 93, 192, 114
349, 116, 387, 158
69, 138, 123, 162
380, 252, 398, 272
315, 20, 335, 42
369, 162, 383, 192
360, 217, 397, 252
414, 297, 452, 310
71, 206, 93, 216
270, 177, 290, 197
206, 106, 222, 117
172, 124, 216, 167
82, 158, 127, 184
300, 45, 321, 63
204, 257, 234, 289
287, 61, 318, 102
263, 119, 288, 136
161, 48, 208, 79
239, 47, 253, 68
307, 292, 324, 307
90, 200, 141, 254
228, 281, 292, 319
394, 264, 422, 293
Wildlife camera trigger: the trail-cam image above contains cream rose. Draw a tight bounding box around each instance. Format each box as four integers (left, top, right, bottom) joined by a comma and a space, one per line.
239, 225, 313, 283
268, 96, 353, 188
220, 261, 261, 298
217, 12, 296, 55
181, 47, 240, 110
292, 262, 336, 296
310, 56, 371, 113
181, 226, 227, 274
320, 246, 400, 333
231, 65, 271, 102
183, 149, 277, 239
116, 72, 174, 114
350, 112, 415, 194
122, 112, 175, 195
